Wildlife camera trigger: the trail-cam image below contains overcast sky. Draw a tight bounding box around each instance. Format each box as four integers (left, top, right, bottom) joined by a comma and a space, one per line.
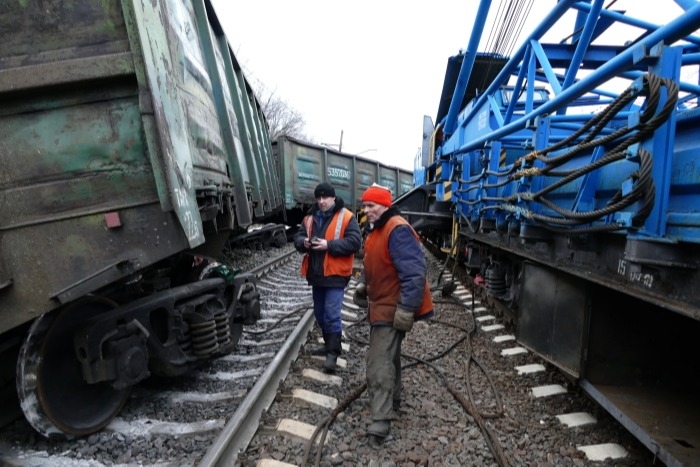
209, 1, 686, 171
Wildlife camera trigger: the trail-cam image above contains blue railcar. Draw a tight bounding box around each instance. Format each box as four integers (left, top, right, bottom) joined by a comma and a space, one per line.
402, 2, 700, 465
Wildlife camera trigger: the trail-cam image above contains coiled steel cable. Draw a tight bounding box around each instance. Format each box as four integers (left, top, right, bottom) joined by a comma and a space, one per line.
467, 73, 677, 234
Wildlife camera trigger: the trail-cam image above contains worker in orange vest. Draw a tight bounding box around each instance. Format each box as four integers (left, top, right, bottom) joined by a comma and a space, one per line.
294, 182, 362, 373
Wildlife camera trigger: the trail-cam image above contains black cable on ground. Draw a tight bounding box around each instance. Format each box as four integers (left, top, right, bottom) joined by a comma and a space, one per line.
242, 301, 312, 335
302, 276, 512, 466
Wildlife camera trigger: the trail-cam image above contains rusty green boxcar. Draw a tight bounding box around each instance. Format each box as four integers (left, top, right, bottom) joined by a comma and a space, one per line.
273, 135, 414, 228
0, 0, 282, 437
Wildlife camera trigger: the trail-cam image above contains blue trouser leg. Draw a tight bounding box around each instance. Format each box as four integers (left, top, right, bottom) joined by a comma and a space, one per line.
312, 286, 326, 331
312, 286, 344, 334
322, 286, 344, 334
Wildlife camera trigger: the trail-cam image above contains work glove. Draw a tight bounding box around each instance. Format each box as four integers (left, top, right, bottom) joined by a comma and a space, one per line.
393, 305, 415, 332
353, 282, 368, 308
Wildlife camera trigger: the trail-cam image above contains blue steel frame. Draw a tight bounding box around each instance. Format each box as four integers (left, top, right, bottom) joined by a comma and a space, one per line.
429, 0, 700, 243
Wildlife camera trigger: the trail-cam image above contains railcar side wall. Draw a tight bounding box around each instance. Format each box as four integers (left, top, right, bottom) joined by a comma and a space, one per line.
0, 0, 279, 335
273, 135, 413, 216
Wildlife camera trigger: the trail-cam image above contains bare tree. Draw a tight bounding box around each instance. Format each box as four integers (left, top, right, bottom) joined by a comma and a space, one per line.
235, 57, 312, 142
255, 86, 309, 141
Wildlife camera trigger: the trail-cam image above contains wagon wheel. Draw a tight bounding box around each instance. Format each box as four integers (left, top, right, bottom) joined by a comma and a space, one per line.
17, 296, 130, 438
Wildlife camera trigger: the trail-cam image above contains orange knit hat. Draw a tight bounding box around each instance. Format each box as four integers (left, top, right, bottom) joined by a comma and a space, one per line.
361, 183, 392, 207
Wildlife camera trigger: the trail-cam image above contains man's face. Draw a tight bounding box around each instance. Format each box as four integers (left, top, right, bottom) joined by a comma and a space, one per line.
316, 195, 335, 212
362, 202, 388, 223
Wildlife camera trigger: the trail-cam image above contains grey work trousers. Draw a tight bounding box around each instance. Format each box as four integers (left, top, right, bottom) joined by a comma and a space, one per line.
366, 325, 404, 421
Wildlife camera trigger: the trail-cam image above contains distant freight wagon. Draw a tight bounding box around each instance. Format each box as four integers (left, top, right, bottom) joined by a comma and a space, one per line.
273, 135, 413, 227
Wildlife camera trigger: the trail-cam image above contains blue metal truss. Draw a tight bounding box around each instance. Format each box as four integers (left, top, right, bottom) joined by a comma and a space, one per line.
423, 0, 700, 242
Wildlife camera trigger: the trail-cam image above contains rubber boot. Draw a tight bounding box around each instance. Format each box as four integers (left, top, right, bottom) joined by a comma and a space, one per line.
309, 332, 327, 356
367, 420, 391, 439
322, 333, 342, 373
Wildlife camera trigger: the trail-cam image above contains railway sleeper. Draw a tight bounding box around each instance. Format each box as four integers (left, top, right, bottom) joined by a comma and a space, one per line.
451, 239, 700, 466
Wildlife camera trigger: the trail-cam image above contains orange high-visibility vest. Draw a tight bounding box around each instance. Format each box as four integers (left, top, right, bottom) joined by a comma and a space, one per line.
300, 208, 354, 277
363, 215, 433, 324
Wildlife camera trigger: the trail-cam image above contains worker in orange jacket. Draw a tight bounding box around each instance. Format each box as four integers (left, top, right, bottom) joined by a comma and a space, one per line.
354, 183, 434, 440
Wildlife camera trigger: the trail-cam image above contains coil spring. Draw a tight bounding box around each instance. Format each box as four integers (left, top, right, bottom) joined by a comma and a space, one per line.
485, 265, 507, 298
190, 320, 219, 358
179, 330, 192, 355
215, 312, 232, 349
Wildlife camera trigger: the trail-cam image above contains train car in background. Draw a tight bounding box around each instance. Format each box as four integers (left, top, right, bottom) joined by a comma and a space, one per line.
397, 2, 700, 466
273, 135, 413, 229
0, 0, 282, 438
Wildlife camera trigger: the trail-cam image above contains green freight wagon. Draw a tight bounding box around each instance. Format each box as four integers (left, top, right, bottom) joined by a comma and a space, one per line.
273, 135, 413, 227
0, 0, 280, 438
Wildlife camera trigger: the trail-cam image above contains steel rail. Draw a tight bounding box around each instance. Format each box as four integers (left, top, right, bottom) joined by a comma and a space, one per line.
198, 249, 314, 466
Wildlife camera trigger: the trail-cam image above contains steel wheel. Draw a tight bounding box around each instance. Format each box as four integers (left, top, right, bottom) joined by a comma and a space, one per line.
17, 296, 130, 438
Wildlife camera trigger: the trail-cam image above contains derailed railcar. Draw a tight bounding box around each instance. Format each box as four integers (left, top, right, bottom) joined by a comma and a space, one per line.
402, 2, 700, 466
0, 0, 281, 438
273, 135, 413, 227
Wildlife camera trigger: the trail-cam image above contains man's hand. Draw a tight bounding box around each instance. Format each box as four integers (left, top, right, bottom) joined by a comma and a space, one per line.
393, 306, 414, 332
311, 237, 328, 250
353, 282, 368, 308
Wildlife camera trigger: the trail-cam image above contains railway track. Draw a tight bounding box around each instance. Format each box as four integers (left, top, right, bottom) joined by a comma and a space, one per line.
0, 245, 662, 466
231, 247, 659, 467
0, 247, 312, 466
